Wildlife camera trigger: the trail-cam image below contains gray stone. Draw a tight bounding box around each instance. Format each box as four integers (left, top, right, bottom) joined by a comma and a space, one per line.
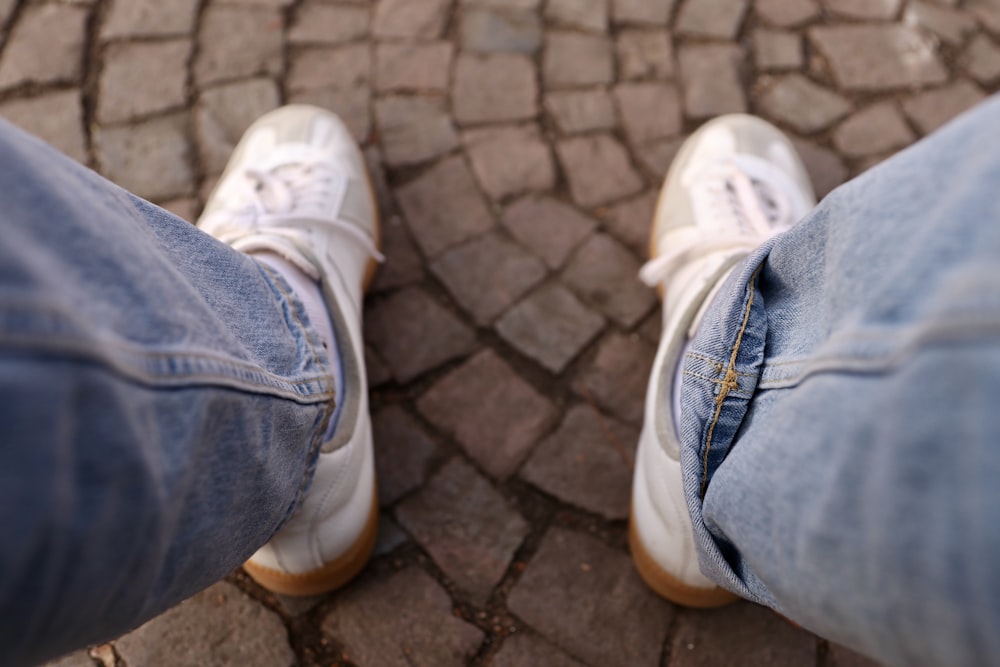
372, 405, 438, 505
902, 80, 988, 135
287, 86, 371, 143
323, 568, 484, 667
0, 4, 88, 90
792, 138, 848, 198
545, 0, 608, 31
828, 643, 885, 667
397, 458, 529, 603
676, 0, 749, 39
904, 1, 976, 45
461, 8, 542, 53
99, 41, 190, 124
374, 514, 409, 556
372, 0, 451, 39
102, 0, 199, 39
115, 582, 294, 666
462, 0, 540, 9
40, 651, 93, 667
417, 350, 557, 479
833, 102, 915, 158
614, 81, 683, 144
573, 332, 656, 424
544, 32, 614, 87
754, 29, 803, 70
160, 198, 200, 223
454, 53, 538, 124
365, 286, 476, 383
755, 0, 820, 26
289, 2, 369, 44
617, 30, 674, 80
375, 42, 453, 92
508, 528, 673, 667
95, 113, 193, 201
635, 136, 685, 182
502, 195, 597, 269
376, 95, 459, 167
396, 156, 495, 257
556, 135, 644, 208
492, 634, 589, 667
758, 74, 851, 133
288, 44, 370, 92
369, 214, 427, 292
496, 284, 606, 373
965, 34, 1000, 85
464, 125, 555, 200
562, 234, 656, 328
611, 0, 674, 24
0, 91, 87, 163
822, 0, 901, 20
678, 44, 747, 117
809, 25, 948, 91
365, 345, 393, 386
430, 232, 548, 324
545, 90, 617, 134
195, 6, 283, 86
969, 0, 1000, 33
196, 78, 281, 176
598, 191, 658, 257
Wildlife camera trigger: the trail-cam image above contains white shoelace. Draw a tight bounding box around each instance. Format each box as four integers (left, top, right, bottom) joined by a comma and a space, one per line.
202, 161, 385, 268
639, 155, 801, 287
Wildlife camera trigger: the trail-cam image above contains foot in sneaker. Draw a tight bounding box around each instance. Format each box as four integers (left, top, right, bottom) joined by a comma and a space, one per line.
630, 115, 816, 607
198, 105, 382, 596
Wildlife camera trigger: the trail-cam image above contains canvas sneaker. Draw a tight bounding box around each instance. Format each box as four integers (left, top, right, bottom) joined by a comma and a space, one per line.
630, 114, 816, 607
198, 105, 382, 596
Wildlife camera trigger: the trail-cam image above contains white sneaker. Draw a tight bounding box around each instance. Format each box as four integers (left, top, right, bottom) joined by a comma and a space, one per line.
198, 105, 382, 596
630, 115, 815, 607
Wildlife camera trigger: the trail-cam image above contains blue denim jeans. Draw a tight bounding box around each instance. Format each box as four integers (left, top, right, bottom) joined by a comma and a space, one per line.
681, 95, 1000, 667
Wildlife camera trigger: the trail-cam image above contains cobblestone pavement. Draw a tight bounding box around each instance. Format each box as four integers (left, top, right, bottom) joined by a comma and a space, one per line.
5, 0, 999, 665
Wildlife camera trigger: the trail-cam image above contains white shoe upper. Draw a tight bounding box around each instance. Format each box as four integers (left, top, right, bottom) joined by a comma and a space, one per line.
632, 115, 816, 594
197, 105, 381, 577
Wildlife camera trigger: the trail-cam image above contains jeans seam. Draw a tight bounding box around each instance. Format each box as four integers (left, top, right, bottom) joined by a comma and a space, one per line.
682, 371, 754, 397
684, 352, 756, 377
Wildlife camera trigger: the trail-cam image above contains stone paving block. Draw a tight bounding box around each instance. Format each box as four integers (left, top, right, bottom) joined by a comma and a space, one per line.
395, 156, 495, 257
833, 102, 915, 158
809, 25, 948, 91
431, 232, 548, 324
544, 90, 617, 134
556, 134, 644, 208
374, 513, 409, 556
544, 32, 614, 87
598, 190, 657, 257
373, 405, 438, 505
676, 0, 749, 39
635, 137, 685, 181
102, 0, 199, 39
288, 86, 371, 143
905, 1, 976, 45
289, 2, 369, 44
492, 633, 589, 667
966, 35, 1000, 85
969, 0, 1000, 33
508, 528, 673, 666
545, 0, 608, 32
417, 350, 557, 479
617, 30, 674, 80
638, 308, 663, 345
792, 137, 848, 199
822, 0, 901, 20
196, 78, 280, 175
365, 286, 476, 383
454, 53, 538, 124
375, 42, 453, 92
573, 332, 656, 424
370, 215, 427, 292
323, 567, 484, 667
365, 345, 393, 386
464, 125, 555, 200
755, 0, 820, 26
288, 44, 371, 92
562, 234, 656, 328
95, 113, 193, 201
397, 458, 529, 603
0, 3, 87, 90
902, 80, 987, 134
669, 603, 818, 667
195, 6, 283, 86
0, 91, 87, 164
217, 0, 295, 6
614, 81, 683, 144
679, 44, 747, 117
98, 41, 190, 124
496, 284, 606, 373
461, 7, 542, 53
373, 0, 451, 40
502, 195, 597, 269
160, 198, 200, 223
114, 582, 295, 666
0, 0, 15, 27
462, 0, 540, 8
376, 95, 458, 167
758, 74, 851, 134
612, 0, 674, 25
521, 404, 636, 518
828, 643, 885, 666
754, 29, 803, 70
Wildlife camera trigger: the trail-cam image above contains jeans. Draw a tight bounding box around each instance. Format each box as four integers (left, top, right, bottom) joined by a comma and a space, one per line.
680, 94, 1000, 667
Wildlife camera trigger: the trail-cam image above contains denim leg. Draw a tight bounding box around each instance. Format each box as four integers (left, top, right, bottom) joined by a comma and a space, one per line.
678, 95, 1000, 666
0, 120, 335, 666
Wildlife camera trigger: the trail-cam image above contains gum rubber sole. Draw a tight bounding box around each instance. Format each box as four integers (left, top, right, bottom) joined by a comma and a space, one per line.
244, 492, 379, 597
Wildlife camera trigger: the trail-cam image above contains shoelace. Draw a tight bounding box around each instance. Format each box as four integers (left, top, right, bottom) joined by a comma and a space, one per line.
202, 161, 385, 266
638, 155, 800, 288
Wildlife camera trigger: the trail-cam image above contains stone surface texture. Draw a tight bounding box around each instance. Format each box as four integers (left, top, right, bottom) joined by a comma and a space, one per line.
9, 0, 992, 663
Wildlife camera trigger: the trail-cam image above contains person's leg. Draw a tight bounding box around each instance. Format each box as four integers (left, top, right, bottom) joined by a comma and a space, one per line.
633, 95, 1000, 666
0, 105, 378, 666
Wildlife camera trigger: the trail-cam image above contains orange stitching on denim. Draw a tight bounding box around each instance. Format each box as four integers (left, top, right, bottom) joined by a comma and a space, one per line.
700, 264, 762, 497
684, 352, 754, 376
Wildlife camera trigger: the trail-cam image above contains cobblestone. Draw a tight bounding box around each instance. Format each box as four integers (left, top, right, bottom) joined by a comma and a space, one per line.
754, 29, 803, 70
491, 634, 588, 667
758, 74, 851, 133
544, 90, 618, 134
460, 8, 542, 54
833, 102, 914, 157
556, 134, 644, 208
544, 32, 614, 87
617, 30, 675, 80
102, 0, 199, 39
573, 332, 656, 424
755, 0, 820, 26
375, 95, 458, 167
612, 0, 675, 25
454, 54, 538, 124
545, 0, 609, 32
375, 42, 453, 93
679, 44, 747, 117
562, 234, 657, 328
463, 124, 555, 200
823, 0, 901, 20
373, 0, 451, 40
94, 113, 193, 202
289, 2, 369, 45
195, 6, 283, 86
902, 80, 987, 134
288, 44, 370, 92
904, 1, 976, 45
0, 91, 87, 163
372, 405, 438, 505
501, 195, 597, 269
966, 35, 1000, 85
0, 4, 87, 91
615, 81, 683, 144
676, 0, 749, 38
196, 78, 281, 175
809, 25, 948, 90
